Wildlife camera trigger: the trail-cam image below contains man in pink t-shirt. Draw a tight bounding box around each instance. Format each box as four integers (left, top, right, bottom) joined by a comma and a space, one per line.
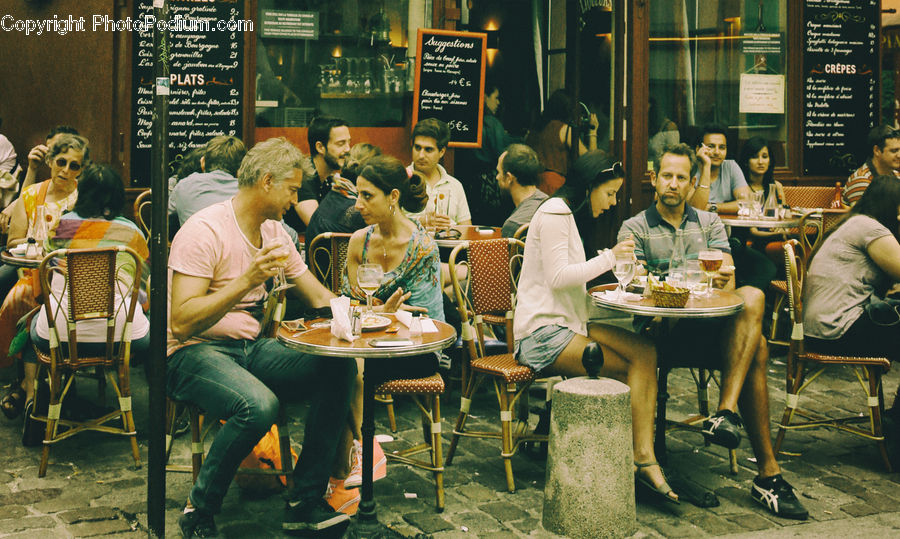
167, 138, 406, 537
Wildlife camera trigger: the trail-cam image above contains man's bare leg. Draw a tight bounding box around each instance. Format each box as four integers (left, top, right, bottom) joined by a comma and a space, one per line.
717, 286, 766, 412
738, 334, 780, 478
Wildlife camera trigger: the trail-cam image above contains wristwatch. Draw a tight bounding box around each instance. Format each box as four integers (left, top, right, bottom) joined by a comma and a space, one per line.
708, 202, 718, 213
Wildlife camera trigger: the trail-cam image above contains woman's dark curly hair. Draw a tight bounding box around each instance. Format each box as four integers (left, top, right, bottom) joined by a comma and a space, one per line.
358, 155, 428, 214
72, 164, 125, 220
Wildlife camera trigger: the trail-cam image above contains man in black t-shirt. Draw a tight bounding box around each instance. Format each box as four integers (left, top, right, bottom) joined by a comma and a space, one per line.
289, 116, 351, 229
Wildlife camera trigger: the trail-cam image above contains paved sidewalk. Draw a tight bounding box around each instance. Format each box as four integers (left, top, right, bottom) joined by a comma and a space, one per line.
1, 350, 900, 538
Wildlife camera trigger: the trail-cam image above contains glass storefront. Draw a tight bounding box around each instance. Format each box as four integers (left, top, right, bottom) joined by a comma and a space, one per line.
254, 0, 415, 128
648, 0, 788, 168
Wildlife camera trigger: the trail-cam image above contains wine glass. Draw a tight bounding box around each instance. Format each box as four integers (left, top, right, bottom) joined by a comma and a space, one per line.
357, 263, 384, 313
263, 234, 293, 292
612, 255, 635, 300
697, 250, 723, 297
434, 192, 450, 233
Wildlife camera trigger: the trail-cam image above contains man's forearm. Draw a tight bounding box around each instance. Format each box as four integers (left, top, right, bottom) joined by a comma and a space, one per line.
171, 276, 255, 341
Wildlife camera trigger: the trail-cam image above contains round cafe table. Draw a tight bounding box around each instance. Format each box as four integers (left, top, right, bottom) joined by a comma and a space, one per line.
717, 213, 801, 229
277, 314, 456, 537
0, 249, 42, 269
433, 225, 502, 248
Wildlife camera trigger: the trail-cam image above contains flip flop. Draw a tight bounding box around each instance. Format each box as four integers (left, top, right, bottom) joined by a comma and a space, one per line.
635, 461, 680, 505
1, 386, 26, 419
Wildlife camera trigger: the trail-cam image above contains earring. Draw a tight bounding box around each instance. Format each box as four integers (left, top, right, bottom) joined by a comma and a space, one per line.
390, 204, 395, 215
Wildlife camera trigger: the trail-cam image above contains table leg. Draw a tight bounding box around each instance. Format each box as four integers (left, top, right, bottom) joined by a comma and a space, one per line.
347, 358, 394, 538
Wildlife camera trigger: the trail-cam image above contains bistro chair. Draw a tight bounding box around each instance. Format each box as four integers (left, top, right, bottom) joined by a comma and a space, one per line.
446, 238, 545, 492
772, 240, 892, 471
165, 286, 296, 487
29, 247, 143, 477
132, 189, 152, 238
307, 231, 398, 432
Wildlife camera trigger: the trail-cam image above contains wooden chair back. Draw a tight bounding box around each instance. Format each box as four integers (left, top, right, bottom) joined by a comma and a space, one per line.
38, 246, 143, 367
308, 232, 352, 293
448, 238, 524, 358
133, 189, 152, 238
782, 185, 839, 209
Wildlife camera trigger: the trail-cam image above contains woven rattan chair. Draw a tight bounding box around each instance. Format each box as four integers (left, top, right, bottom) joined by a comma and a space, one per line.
446, 238, 545, 492
165, 287, 296, 488
30, 247, 143, 477
772, 240, 892, 471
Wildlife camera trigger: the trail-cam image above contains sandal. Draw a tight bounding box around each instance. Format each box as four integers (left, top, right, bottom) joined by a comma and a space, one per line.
21, 399, 43, 447
634, 461, 679, 505
1, 386, 26, 419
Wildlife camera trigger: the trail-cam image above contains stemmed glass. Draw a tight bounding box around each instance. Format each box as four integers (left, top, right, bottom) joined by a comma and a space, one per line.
612, 254, 636, 300
357, 263, 384, 313
697, 249, 723, 298
263, 234, 293, 292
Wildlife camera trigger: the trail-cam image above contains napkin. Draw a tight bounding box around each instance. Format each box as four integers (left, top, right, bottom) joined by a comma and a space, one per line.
595, 290, 642, 302
395, 310, 438, 333
330, 296, 357, 342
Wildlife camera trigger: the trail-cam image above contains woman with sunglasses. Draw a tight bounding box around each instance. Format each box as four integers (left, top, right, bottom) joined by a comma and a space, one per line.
0, 134, 89, 408
515, 151, 678, 504
6, 134, 88, 245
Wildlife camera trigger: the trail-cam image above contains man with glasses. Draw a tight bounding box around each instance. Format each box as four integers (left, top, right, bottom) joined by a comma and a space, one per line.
618, 143, 809, 521
842, 125, 900, 206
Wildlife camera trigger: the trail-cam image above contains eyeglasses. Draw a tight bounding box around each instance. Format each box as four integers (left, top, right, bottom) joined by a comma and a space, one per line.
598, 161, 624, 179
54, 157, 81, 172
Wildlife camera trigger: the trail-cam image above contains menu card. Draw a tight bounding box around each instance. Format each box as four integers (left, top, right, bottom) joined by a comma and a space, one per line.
413, 29, 486, 148
802, 0, 878, 176
130, 0, 245, 187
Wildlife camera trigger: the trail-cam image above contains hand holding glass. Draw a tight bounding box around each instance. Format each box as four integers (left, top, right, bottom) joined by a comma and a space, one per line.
697, 250, 723, 297
612, 255, 636, 299
357, 263, 384, 313
263, 235, 292, 292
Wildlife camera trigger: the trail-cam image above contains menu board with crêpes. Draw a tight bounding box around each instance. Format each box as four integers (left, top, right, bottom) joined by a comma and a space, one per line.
131, 0, 245, 187
803, 0, 879, 176
413, 29, 486, 148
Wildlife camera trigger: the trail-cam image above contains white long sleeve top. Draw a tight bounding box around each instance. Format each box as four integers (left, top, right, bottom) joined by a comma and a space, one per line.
514, 197, 615, 340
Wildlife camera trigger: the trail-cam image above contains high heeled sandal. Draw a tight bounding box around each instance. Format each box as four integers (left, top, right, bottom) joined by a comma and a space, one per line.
634, 461, 679, 504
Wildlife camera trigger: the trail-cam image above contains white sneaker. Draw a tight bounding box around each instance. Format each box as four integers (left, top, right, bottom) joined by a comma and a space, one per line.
344, 438, 387, 489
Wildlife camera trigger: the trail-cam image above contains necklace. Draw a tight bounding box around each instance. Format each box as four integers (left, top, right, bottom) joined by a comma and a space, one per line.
375, 224, 388, 267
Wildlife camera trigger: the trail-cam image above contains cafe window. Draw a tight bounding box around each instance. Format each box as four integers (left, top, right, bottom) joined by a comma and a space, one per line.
648, 0, 789, 169
254, 0, 415, 128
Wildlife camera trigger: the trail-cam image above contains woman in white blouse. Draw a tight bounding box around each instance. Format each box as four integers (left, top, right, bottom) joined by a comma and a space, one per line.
514, 151, 676, 503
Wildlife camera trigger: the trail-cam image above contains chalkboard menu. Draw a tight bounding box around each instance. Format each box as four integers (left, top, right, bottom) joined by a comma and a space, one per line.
413, 29, 486, 148
803, 0, 879, 176
131, 0, 245, 187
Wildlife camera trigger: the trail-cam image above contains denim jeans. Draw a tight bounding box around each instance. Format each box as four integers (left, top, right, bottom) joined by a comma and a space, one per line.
166, 338, 355, 514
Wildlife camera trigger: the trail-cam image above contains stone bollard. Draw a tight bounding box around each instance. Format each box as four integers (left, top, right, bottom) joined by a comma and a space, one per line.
542, 377, 635, 538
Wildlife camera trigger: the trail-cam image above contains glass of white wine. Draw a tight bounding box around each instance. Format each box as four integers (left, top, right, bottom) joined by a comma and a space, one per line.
357, 263, 384, 313
263, 234, 293, 292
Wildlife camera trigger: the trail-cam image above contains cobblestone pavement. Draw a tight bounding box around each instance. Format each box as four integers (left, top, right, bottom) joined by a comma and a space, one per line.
2, 347, 900, 538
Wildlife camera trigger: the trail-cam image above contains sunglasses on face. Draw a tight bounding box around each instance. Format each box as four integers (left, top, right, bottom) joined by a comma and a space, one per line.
54, 157, 81, 172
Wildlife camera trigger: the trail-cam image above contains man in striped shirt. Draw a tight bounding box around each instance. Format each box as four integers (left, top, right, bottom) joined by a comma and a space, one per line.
842, 125, 900, 206
618, 143, 809, 521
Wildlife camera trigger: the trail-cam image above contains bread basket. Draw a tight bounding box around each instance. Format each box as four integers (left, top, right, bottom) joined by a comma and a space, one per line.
650, 286, 690, 308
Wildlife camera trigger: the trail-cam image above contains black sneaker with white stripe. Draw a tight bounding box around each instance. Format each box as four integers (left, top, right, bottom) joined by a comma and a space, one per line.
750, 474, 809, 520
701, 409, 743, 449
283, 497, 350, 532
